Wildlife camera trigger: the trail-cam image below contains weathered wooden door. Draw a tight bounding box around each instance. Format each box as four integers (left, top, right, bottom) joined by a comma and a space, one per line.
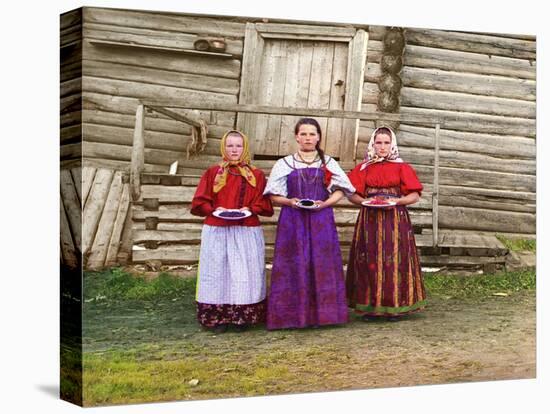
237, 23, 368, 162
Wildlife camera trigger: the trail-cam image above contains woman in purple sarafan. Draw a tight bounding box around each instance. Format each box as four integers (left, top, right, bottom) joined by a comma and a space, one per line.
263, 118, 356, 330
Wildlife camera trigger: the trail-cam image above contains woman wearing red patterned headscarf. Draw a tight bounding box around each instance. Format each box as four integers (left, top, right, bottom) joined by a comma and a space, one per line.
346, 126, 426, 322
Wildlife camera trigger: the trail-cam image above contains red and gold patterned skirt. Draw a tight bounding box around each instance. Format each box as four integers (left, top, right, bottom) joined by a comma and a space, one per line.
346, 189, 426, 316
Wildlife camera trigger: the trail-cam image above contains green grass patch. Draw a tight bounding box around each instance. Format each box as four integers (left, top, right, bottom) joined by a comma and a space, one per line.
496, 235, 536, 252
82, 344, 343, 406
84, 268, 196, 302
425, 269, 536, 299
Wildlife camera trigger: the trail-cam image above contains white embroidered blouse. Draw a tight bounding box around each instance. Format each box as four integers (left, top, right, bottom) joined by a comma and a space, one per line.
263, 154, 356, 197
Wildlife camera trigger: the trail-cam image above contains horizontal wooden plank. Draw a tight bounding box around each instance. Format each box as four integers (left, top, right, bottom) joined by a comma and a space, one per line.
61, 93, 82, 114
137, 185, 196, 203
82, 111, 229, 142
83, 8, 247, 38
405, 29, 536, 60
132, 232, 440, 265
361, 82, 379, 104
61, 111, 81, 129
366, 39, 383, 63
83, 59, 240, 95
61, 142, 82, 160
403, 44, 536, 80
61, 78, 82, 98
82, 77, 238, 107
82, 92, 235, 126
132, 204, 431, 227
61, 8, 82, 31
364, 62, 382, 83
367, 25, 386, 41
61, 61, 82, 83
396, 146, 535, 176
397, 107, 536, 137
83, 122, 222, 155
141, 100, 444, 124
438, 232, 506, 249
419, 254, 506, 267
61, 125, 82, 144
414, 164, 535, 193
439, 186, 535, 214
83, 40, 242, 79
255, 23, 356, 37
439, 205, 535, 234
84, 22, 244, 56
400, 66, 535, 101
82, 141, 227, 170
400, 87, 535, 119
391, 124, 536, 159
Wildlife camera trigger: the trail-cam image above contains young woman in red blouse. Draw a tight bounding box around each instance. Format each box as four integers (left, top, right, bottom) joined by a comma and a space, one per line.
346, 126, 426, 321
191, 130, 274, 333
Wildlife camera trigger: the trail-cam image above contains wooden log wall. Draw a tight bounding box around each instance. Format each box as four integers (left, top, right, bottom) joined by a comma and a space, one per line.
61, 166, 133, 270
360, 26, 536, 236
80, 7, 244, 176
61, 9, 83, 167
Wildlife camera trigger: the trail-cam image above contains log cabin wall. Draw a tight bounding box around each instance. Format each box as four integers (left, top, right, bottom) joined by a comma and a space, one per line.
359, 26, 536, 237
80, 7, 245, 176
61, 9, 83, 167
62, 6, 536, 269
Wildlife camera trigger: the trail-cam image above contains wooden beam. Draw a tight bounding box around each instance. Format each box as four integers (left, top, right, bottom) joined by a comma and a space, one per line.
341, 29, 368, 162
130, 104, 145, 201
88, 39, 234, 58
144, 105, 202, 128
141, 100, 444, 125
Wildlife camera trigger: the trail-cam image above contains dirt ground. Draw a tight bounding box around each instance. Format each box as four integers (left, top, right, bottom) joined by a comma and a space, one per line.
82, 288, 536, 400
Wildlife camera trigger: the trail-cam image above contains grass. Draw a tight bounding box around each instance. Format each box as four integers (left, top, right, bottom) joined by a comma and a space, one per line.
84, 268, 196, 302
424, 269, 536, 300
496, 235, 536, 253
85, 266, 536, 304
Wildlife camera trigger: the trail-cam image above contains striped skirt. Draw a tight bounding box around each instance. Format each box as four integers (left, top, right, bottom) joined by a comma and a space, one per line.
346, 205, 426, 316
196, 225, 266, 327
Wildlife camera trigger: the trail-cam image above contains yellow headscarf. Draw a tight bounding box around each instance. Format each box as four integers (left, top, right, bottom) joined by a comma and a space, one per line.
213, 130, 257, 193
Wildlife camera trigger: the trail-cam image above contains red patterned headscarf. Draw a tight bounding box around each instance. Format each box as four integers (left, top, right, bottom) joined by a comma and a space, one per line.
360, 126, 404, 171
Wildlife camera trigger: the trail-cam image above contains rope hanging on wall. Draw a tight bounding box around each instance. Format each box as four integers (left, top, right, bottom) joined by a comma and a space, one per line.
186, 119, 208, 159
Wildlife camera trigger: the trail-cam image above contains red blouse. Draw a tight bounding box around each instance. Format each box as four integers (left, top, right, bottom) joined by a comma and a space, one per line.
348, 161, 423, 197
190, 165, 274, 226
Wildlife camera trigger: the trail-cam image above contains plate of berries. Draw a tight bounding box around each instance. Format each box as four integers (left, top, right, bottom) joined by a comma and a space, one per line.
361, 198, 397, 208
213, 209, 252, 220
296, 199, 319, 209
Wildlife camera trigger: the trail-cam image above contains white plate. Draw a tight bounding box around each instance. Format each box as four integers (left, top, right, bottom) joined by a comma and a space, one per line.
361, 199, 397, 208
212, 209, 252, 220
296, 199, 319, 209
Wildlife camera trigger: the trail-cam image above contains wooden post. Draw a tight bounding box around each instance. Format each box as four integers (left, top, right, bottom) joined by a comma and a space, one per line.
130, 104, 145, 201
432, 123, 440, 247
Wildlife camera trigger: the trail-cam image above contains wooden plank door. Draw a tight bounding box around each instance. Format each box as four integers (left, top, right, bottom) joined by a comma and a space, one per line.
237, 23, 368, 162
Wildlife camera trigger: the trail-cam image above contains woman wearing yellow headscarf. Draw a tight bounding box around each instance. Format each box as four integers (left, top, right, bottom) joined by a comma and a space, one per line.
191, 130, 274, 333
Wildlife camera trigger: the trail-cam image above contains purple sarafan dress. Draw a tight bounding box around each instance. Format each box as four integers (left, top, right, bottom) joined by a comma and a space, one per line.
264, 155, 354, 330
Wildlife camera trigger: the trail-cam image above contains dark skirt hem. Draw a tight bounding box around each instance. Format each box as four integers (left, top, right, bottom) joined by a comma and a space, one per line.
196, 300, 266, 328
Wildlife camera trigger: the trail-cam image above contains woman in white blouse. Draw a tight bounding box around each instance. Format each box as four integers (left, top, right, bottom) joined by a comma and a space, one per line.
263, 118, 355, 330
